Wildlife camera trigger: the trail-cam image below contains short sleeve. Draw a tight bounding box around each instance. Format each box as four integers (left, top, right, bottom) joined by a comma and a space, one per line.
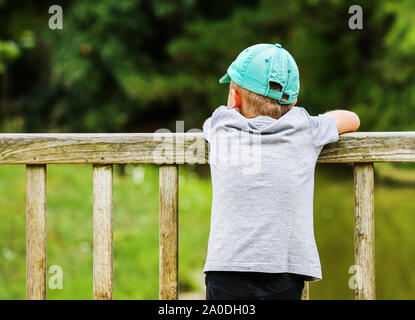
203, 117, 212, 142
309, 113, 339, 149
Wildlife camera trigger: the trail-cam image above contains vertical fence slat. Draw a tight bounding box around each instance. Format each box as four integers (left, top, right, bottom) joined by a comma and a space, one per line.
26, 164, 47, 300
159, 165, 179, 300
93, 164, 114, 300
354, 162, 375, 300
301, 282, 309, 300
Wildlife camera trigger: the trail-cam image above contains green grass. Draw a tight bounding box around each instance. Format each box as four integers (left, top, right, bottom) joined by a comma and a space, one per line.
0, 163, 415, 299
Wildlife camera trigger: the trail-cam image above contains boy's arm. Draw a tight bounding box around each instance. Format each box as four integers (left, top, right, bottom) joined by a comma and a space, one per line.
325, 110, 360, 134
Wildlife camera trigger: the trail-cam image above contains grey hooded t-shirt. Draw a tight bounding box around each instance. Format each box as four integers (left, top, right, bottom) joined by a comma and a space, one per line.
202, 105, 339, 281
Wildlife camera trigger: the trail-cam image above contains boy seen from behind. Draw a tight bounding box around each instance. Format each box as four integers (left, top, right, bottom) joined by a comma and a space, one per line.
203, 43, 360, 300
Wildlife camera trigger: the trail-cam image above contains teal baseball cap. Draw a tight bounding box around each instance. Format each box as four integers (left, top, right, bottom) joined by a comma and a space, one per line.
219, 43, 300, 104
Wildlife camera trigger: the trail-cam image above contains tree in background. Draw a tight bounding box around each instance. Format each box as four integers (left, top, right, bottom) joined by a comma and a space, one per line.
168, 0, 415, 131
0, 0, 414, 133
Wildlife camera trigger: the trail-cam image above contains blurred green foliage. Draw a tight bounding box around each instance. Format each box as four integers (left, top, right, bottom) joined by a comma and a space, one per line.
0, 0, 415, 132
0, 40, 20, 73
1, 163, 415, 299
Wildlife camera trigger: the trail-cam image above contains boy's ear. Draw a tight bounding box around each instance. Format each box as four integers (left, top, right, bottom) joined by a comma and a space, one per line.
231, 88, 242, 108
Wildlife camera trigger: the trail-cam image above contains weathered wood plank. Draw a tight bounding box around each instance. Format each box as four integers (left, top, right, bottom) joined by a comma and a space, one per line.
159, 165, 179, 300
354, 163, 376, 300
0, 133, 206, 164
0, 132, 414, 164
319, 132, 415, 163
93, 164, 114, 300
26, 164, 47, 300
301, 281, 309, 300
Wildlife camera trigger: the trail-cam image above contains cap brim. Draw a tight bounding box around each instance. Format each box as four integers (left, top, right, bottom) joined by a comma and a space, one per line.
219, 73, 231, 84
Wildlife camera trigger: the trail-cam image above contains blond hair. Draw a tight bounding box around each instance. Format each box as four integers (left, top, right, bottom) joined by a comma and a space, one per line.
230, 81, 293, 119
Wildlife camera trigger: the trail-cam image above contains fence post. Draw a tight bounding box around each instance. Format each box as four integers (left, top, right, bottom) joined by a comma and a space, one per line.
26, 164, 47, 300
159, 165, 179, 300
354, 162, 375, 300
301, 282, 309, 300
93, 164, 114, 300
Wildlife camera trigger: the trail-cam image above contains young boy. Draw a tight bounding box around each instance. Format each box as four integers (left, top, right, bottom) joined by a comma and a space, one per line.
202, 43, 360, 300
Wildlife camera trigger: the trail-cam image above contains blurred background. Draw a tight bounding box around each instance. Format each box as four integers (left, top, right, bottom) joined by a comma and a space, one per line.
0, 0, 415, 299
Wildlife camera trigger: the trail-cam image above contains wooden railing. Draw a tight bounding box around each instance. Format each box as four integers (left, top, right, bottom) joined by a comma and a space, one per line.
1, 132, 415, 300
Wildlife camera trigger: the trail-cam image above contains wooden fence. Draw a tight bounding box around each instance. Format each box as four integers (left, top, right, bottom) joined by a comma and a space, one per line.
1, 132, 415, 300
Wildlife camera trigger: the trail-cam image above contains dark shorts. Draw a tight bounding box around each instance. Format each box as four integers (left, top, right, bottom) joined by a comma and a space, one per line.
205, 271, 305, 300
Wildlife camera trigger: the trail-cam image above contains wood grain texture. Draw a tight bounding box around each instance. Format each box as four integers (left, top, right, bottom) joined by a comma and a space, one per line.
26, 164, 47, 300
159, 165, 179, 300
0, 133, 207, 164
93, 164, 113, 300
0, 132, 414, 164
319, 132, 415, 163
354, 163, 376, 300
301, 282, 309, 300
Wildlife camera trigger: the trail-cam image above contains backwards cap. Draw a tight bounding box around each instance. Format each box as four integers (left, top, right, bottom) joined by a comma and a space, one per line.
219, 43, 300, 104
